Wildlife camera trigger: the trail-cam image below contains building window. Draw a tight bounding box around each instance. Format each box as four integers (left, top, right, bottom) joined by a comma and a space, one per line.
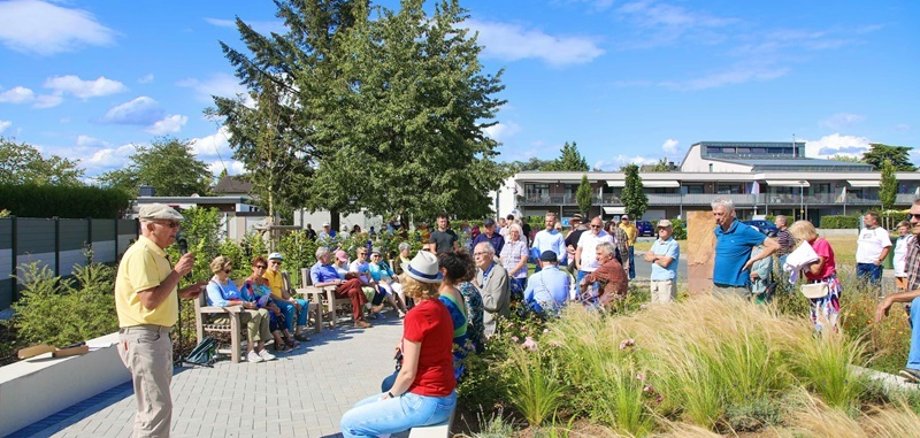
722, 147, 736, 153
736, 147, 750, 154
525, 184, 549, 200
685, 184, 704, 194
717, 184, 742, 194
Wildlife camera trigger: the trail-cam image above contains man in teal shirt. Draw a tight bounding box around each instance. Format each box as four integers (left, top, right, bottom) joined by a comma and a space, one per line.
711, 199, 779, 298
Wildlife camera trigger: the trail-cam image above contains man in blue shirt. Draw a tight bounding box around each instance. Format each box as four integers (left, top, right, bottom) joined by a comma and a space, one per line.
470, 218, 505, 255
310, 246, 371, 328
531, 212, 566, 270
644, 219, 680, 304
524, 251, 572, 316
711, 199, 779, 298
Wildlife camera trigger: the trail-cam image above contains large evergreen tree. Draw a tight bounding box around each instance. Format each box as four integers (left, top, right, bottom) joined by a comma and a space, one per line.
621, 164, 648, 219
863, 143, 915, 171
545, 141, 589, 171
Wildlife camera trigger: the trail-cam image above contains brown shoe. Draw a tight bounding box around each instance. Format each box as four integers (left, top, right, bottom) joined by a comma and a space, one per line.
354, 320, 372, 329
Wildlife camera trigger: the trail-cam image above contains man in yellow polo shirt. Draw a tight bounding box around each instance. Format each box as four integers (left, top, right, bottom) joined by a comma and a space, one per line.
619, 214, 638, 280
115, 204, 205, 437
263, 252, 311, 343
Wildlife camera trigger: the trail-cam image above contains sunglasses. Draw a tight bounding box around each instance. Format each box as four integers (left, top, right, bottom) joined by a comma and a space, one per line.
155, 221, 180, 229
223, 269, 232, 274
270, 261, 282, 265
911, 213, 920, 220
590, 224, 602, 229
254, 265, 267, 269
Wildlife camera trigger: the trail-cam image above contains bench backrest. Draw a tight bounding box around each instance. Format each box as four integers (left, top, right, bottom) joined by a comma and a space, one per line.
302, 268, 312, 287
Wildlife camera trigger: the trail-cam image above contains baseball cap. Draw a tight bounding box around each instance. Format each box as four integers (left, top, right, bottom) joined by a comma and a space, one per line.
268, 252, 283, 261
483, 218, 496, 227
571, 213, 583, 222
335, 250, 348, 262
539, 251, 558, 262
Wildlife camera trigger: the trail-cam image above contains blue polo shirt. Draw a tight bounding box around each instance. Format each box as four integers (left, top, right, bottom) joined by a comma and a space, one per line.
713, 220, 766, 287
650, 237, 680, 281
310, 262, 342, 284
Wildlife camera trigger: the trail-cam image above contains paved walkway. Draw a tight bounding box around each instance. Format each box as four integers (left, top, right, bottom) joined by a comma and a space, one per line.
18, 314, 404, 438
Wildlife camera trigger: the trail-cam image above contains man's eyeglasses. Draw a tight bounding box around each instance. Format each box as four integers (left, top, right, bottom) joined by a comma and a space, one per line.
473, 251, 488, 256
155, 221, 180, 229
270, 261, 282, 265
590, 224, 602, 229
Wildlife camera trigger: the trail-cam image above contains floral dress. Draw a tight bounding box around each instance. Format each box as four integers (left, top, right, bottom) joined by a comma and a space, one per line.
458, 281, 485, 354
439, 291, 473, 380
804, 237, 841, 332
241, 279, 285, 332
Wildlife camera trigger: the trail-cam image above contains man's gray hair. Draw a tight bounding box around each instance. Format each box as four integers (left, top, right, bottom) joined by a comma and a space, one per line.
596, 242, 616, 258
475, 241, 495, 255
711, 198, 735, 213
315, 246, 330, 259
398, 242, 410, 251
775, 215, 787, 226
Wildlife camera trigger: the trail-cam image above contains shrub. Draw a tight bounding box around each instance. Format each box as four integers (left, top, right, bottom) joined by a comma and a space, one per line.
12, 260, 117, 347
0, 184, 131, 218
789, 331, 866, 411
821, 215, 860, 229
669, 218, 687, 240
506, 347, 566, 427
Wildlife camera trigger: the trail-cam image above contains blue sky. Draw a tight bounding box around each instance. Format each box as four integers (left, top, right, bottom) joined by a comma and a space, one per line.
0, 0, 918, 180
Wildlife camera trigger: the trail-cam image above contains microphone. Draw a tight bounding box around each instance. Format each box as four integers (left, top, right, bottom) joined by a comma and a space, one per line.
177, 235, 189, 255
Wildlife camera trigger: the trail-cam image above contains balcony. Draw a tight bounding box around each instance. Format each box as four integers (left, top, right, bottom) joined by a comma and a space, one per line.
517, 192, 917, 208
518, 194, 616, 206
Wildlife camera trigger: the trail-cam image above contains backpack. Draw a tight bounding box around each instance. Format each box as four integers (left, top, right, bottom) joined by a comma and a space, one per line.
184, 337, 217, 367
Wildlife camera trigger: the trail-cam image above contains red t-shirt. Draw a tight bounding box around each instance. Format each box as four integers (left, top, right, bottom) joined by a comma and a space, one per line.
805, 237, 837, 281
402, 298, 456, 397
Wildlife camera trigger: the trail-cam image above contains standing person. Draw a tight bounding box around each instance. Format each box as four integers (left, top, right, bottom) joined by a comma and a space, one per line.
531, 212, 566, 269
339, 251, 456, 437
470, 218, 505, 255
875, 200, 920, 382
317, 222, 334, 241
430, 213, 459, 254
564, 213, 587, 273
894, 220, 911, 292
711, 198, 779, 298
618, 215, 639, 280
115, 204, 205, 437
644, 220, 679, 304
473, 242, 510, 338
605, 220, 631, 276
574, 216, 615, 285
263, 252, 311, 343
305, 223, 317, 241
499, 223, 529, 300
774, 215, 795, 268
789, 220, 841, 332
856, 211, 892, 291
497, 217, 508, 238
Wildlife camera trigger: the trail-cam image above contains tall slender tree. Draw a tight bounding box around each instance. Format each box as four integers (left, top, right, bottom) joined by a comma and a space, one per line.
621, 164, 648, 219
879, 159, 897, 212
575, 174, 593, 217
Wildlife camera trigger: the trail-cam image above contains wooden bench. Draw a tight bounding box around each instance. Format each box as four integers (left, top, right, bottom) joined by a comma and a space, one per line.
193, 292, 249, 363
297, 267, 353, 330
408, 407, 454, 437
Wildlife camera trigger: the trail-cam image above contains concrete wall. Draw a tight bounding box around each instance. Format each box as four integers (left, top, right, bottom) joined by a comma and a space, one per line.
0, 218, 137, 310
681, 145, 752, 173
0, 332, 131, 436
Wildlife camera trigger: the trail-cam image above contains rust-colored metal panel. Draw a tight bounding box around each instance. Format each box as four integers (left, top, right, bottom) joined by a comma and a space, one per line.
687, 210, 715, 295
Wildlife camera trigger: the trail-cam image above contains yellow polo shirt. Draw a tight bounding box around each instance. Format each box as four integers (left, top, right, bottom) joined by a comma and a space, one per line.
115, 236, 177, 328
263, 269, 284, 299
619, 223, 638, 247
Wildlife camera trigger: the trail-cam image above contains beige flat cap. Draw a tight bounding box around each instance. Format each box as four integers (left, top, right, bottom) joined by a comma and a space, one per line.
138, 203, 184, 221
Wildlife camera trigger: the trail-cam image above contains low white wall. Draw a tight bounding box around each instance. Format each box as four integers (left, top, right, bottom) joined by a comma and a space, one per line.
0, 332, 131, 436
817, 228, 859, 238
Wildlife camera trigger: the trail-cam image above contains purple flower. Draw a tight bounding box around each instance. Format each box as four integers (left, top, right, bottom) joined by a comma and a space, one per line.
635, 372, 646, 382
511, 336, 520, 343
522, 336, 538, 351
619, 338, 636, 350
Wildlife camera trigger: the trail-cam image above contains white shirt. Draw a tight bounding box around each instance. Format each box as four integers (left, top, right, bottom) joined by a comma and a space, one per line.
349, 260, 371, 283
856, 226, 892, 264
576, 230, 614, 272
894, 235, 909, 277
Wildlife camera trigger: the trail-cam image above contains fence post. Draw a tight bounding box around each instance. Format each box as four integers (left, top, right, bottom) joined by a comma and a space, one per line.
86, 217, 93, 263
54, 217, 61, 276
10, 215, 17, 302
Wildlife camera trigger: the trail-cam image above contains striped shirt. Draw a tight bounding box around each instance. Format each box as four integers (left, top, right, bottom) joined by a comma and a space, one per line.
776, 229, 794, 257
905, 235, 920, 291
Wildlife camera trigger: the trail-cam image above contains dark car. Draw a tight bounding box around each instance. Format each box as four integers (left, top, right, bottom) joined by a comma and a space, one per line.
742, 220, 778, 237
635, 220, 655, 237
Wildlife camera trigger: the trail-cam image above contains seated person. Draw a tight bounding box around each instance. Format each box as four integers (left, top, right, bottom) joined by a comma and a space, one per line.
205, 256, 276, 363
311, 246, 372, 329
349, 248, 386, 317
340, 251, 456, 437
369, 250, 408, 317
242, 256, 294, 351
579, 242, 628, 307
524, 251, 571, 316
263, 252, 311, 342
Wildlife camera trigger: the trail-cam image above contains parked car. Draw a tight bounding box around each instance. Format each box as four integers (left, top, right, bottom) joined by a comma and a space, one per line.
742, 220, 778, 237
636, 220, 655, 237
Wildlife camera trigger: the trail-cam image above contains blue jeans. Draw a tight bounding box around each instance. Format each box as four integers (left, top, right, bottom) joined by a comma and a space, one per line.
340, 391, 457, 438
628, 246, 636, 280
908, 297, 920, 370
856, 263, 883, 285
273, 298, 309, 332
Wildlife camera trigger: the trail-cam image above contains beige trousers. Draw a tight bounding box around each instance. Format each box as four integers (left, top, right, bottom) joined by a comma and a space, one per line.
650, 279, 677, 303
118, 325, 173, 438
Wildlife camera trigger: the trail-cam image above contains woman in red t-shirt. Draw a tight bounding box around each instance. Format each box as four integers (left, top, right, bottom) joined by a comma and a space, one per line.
340, 251, 457, 437
789, 220, 841, 331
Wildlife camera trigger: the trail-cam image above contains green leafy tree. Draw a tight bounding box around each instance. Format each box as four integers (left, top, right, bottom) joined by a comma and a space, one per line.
503, 157, 556, 173
879, 159, 897, 211
0, 137, 84, 186
862, 143, 916, 171
575, 174, 593, 217
545, 141, 589, 171
621, 164, 648, 219
97, 138, 211, 196
828, 154, 864, 163
644, 157, 676, 172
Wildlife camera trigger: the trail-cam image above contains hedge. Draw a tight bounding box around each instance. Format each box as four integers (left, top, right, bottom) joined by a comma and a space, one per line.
0, 184, 132, 218
820, 215, 860, 229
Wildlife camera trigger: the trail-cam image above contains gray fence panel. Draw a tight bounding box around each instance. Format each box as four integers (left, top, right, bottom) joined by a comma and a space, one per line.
91, 219, 116, 242
17, 218, 55, 256
59, 219, 89, 251
0, 219, 10, 248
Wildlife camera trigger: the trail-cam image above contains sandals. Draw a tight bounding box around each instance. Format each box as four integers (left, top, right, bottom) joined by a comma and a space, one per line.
294, 333, 311, 342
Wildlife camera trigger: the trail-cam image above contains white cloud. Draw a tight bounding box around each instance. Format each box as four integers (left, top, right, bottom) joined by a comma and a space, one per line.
189, 126, 233, 159
204, 17, 286, 35
101, 96, 164, 125
0, 0, 115, 55
138, 73, 155, 84
483, 121, 521, 142
207, 159, 246, 176
76, 134, 109, 148
662, 138, 679, 153
0, 120, 11, 134
805, 133, 872, 159
44, 75, 126, 99
661, 64, 790, 91
177, 73, 249, 104
820, 113, 865, 130
146, 114, 188, 135
616, 154, 658, 165
0, 86, 35, 103
466, 19, 604, 67
33, 93, 63, 109
81, 143, 137, 175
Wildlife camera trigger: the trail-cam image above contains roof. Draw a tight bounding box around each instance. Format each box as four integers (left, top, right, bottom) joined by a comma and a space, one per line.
716, 157, 873, 172
213, 176, 252, 195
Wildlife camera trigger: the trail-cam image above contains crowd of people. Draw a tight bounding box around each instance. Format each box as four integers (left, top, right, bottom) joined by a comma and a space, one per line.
114, 200, 920, 437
